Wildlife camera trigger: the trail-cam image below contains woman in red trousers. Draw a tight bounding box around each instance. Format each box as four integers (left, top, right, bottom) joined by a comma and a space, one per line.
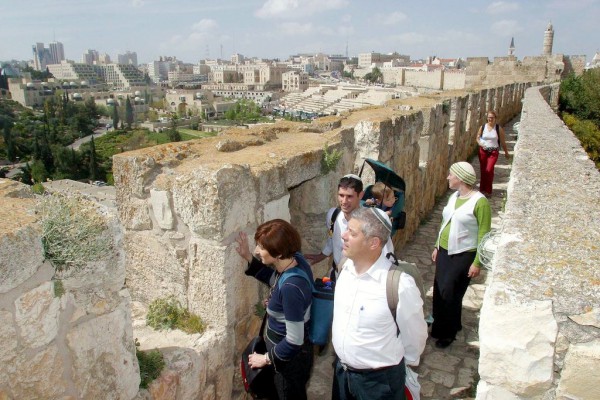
476, 110, 510, 197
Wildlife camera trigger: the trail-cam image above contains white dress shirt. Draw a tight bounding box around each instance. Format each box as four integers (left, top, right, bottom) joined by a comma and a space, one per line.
322, 208, 394, 266
332, 251, 427, 368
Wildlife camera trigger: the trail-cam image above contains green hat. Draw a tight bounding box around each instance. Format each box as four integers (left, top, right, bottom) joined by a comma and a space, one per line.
450, 162, 476, 186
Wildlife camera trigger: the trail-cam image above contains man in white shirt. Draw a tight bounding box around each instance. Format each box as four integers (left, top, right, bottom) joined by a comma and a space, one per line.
306, 175, 394, 279
332, 207, 427, 400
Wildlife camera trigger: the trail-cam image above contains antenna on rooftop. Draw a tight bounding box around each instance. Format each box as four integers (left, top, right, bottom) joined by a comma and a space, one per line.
205, 44, 210, 59
220, 44, 223, 60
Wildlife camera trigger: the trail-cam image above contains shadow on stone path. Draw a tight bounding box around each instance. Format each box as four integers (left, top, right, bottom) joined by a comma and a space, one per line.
306, 117, 519, 400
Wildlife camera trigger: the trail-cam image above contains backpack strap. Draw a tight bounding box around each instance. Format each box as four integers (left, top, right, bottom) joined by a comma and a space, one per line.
328, 207, 341, 237
278, 267, 312, 290
385, 252, 402, 337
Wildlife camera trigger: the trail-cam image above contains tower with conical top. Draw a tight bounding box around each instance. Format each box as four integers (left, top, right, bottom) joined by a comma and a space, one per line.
508, 37, 515, 56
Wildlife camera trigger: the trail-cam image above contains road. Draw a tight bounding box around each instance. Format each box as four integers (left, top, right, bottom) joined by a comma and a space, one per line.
69, 126, 111, 150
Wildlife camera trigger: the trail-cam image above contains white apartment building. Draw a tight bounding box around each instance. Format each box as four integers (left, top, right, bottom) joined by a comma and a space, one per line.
99, 64, 146, 90
231, 53, 245, 64
358, 52, 407, 68
48, 61, 146, 90
282, 71, 308, 92
48, 61, 102, 83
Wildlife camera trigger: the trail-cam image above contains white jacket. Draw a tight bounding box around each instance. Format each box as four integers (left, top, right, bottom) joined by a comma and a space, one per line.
437, 191, 484, 254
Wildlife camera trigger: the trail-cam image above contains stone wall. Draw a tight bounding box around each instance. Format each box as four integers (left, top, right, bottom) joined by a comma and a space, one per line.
464, 54, 587, 89
404, 70, 443, 90
0, 179, 139, 400
476, 85, 600, 399
113, 83, 526, 398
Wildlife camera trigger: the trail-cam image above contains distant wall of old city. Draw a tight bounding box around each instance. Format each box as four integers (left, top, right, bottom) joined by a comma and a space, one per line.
381, 54, 586, 91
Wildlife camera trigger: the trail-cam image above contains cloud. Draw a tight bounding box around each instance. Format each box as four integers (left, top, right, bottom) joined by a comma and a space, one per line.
279, 22, 314, 36
392, 32, 428, 45
278, 22, 336, 36
490, 19, 522, 36
486, 1, 520, 14
380, 11, 408, 25
131, 0, 145, 7
159, 19, 223, 59
255, 0, 348, 19
192, 19, 219, 32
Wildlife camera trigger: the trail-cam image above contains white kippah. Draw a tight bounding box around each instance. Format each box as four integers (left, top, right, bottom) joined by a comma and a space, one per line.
343, 174, 362, 182
370, 208, 392, 233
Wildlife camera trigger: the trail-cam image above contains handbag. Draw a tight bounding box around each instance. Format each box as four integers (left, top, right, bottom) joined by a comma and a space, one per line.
240, 313, 275, 399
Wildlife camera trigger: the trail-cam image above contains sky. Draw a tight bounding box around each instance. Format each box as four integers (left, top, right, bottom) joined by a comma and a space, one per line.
1, 0, 598, 65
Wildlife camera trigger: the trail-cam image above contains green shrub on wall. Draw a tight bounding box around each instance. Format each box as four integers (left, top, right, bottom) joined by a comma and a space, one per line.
39, 194, 112, 273
135, 339, 165, 389
146, 296, 206, 334
321, 145, 342, 174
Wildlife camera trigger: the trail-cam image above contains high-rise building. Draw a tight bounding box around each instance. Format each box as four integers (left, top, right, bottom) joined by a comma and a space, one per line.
48, 41, 65, 64
32, 43, 51, 71
32, 41, 65, 71
117, 51, 138, 66
82, 49, 100, 65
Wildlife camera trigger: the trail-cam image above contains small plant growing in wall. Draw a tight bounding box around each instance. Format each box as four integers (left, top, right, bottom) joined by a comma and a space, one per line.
135, 338, 165, 389
39, 193, 112, 274
146, 296, 206, 334
321, 144, 342, 174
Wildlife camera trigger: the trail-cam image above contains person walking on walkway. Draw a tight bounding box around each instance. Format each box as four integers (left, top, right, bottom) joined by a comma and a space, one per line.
431, 162, 491, 349
332, 207, 427, 400
476, 110, 510, 197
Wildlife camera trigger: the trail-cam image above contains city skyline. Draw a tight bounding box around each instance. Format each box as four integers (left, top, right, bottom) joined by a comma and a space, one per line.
1, 0, 598, 65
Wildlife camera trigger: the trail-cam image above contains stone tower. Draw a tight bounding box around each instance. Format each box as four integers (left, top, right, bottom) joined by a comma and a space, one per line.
508, 37, 515, 56
543, 23, 554, 55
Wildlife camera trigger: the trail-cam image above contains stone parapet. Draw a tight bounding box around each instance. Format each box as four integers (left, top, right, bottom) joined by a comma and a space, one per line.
477, 85, 600, 398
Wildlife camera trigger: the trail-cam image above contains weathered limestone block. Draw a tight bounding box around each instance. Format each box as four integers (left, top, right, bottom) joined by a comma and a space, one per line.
289, 172, 338, 215
479, 294, 557, 397
120, 197, 153, 231
0, 311, 17, 387
149, 370, 179, 400
10, 345, 66, 399
188, 239, 244, 327
0, 225, 43, 294
556, 340, 600, 400
262, 194, 291, 222
151, 189, 175, 230
254, 165, 287, 206
283, 150, 323, 189
476, 380, 520, 400
172, 164, 257, 240
157, 347, 203, 400
14, 281, 62, 348
114, 154, 157, 199
67, 300, 139, 400
125, 231, 188, 307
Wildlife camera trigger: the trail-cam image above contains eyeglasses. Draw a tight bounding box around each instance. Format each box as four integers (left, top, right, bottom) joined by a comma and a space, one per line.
487, 117, 495, 120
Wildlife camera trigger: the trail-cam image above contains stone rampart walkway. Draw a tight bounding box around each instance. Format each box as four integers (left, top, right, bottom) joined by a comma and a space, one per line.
306, 117, 518, 400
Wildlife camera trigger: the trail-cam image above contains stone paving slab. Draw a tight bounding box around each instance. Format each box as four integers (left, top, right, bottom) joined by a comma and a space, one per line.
306, 118, 519, 400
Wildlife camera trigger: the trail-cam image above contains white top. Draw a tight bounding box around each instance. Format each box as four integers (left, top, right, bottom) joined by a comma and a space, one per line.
480, 123, 500, 149
332, 252, 428, 368
438, 191, 485, 255
322, 207, 394, 265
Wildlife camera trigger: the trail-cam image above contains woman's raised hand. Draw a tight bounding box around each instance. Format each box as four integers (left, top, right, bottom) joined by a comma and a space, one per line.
235, 231, 253, 263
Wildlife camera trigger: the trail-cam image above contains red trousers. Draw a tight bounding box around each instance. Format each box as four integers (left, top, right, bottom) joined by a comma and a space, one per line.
478, 147, 499, 195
